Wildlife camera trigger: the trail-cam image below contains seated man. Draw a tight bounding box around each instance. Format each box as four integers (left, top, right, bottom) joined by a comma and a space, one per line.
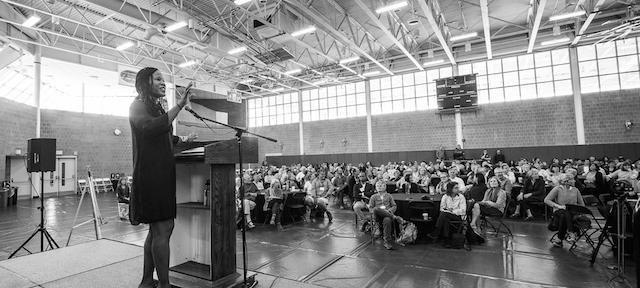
396, 169, 420, 194
332, 168, 349, 209
511, 168, 545, 220
353, 172, 375, 230
453, 144, 465, 160
304, 171, 334, 222
470, 177, 507, 232
369, 180, 398, 250
236, 175, 258, 229
544, 174, 586, 248
435, 170, 451, 194
448, 167, 467, 193
429, 182, 466, 246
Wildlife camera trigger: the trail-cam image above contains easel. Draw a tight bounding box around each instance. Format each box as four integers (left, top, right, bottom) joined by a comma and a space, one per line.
66, 168, 106, 246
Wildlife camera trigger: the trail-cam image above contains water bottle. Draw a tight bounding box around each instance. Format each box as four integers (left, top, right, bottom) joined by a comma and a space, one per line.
405, 183, 410, 195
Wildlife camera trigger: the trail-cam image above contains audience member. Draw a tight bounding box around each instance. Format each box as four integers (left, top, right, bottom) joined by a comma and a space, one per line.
307, 172, 334, 222
465, 173, 487, 205
369, 180, 398, 250
480, 149, 491, 162
332, 168, 349, 209
428, 182, 466, 247
353, 172, 375, 230
544, 174, 585, 248
470, 177, 507, 232
266, 179, 284, 231
511, 168, 545, 220
448, 168, 467, 193
453, 144, 465, 160
492, 149, 506, 164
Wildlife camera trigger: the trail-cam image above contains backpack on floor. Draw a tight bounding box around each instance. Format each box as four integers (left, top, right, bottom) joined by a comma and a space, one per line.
397, 218, 417, 245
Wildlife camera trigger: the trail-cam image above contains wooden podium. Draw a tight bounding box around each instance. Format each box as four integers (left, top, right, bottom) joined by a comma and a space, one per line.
169, 137, 258, 287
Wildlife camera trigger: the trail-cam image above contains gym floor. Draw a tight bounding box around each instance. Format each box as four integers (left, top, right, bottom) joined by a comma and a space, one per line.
0, 192, 635, 287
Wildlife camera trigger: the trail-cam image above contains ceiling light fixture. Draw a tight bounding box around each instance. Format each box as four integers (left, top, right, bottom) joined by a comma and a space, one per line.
423, 59, 444, 67
291, 26, 316, 37
115, 41, 134, 51
178, 60, 197, 68
450, 32, 478, 42
228, 46, 247, 55
540, 37, 571, 46
272, 87, 284, 92
22, 15, 41, 28
339, 56, 360, 64
165, 21, 187, 32
375, 1, 408, 14
549, 10, 586, 21
312, 80, 326, 85
362, 70, 381, 77
234, 0, 252, 5
284, 69, 302, 75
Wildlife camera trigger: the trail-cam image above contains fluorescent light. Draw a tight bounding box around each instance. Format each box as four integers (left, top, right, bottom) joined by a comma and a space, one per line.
339, 56, 360, 64
541, 37, 570, 46
115, 41, 134, 51
362, 70, 380, 77
284, 69, 301, 75
312, 80, 326, 85
272, 88, 284, 92
178, 60, 197, 68
291, 26, 316, 37
375, 1, 408, 14
228, 46, 247, 55
549, 10, 586, 21
165, 21, 187, 32
22, 15, 41, 28
450, 32, 478, 42
423, 59, 444, 67
234, 0, 252, 5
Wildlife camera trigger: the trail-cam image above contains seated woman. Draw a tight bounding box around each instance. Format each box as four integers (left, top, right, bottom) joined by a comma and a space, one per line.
470, 177, 507, 232
544, 174, 586, 248
303, 172, 334, 222
583, 163, 606, 201
464, 173, 487, 214
511, 168, 545, 220
428, 182, 466, 247
266, 179, 284, 231
368, 180, 398, 250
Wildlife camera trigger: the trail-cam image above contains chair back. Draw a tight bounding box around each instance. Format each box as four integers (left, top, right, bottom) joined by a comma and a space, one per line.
386, 183, 397, 194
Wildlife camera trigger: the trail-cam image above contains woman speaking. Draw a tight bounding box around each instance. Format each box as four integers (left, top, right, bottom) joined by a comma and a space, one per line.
129, 67, 194, 288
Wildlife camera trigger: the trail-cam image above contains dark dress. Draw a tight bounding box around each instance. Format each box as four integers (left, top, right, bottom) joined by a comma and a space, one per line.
129, 98, 179, 224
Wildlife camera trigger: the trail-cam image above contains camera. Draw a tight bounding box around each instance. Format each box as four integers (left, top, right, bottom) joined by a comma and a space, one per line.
613, 180, 635, 196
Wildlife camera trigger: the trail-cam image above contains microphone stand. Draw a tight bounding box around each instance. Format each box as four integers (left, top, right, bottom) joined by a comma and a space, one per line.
185, 107, 275, 288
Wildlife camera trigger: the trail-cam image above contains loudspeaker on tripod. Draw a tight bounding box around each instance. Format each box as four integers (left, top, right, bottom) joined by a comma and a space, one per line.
27, 138, 56, 173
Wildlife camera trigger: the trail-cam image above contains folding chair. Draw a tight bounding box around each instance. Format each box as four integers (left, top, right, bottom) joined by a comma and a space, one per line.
549, 204, 607, 255
284, 192, 307, 224
480, 213, 512, 237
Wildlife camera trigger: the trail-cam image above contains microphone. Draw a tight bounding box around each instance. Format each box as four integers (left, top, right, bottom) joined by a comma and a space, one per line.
184, 106, 203, 120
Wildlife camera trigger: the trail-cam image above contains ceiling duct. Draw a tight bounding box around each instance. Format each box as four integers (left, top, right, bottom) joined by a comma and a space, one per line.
255, 47, 294, 64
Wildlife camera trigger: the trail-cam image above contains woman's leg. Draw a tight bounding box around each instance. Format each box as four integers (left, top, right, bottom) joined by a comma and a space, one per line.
556, 210, 570, 240
139, 228, 155, 288
470, 203, 481, 228
149, 219, 175, 288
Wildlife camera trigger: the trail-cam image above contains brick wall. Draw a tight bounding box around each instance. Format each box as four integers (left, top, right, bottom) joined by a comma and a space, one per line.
582, 89, 640, 144
303, 117, 368, 155
252, 124, 300, 163
371, 111, 457, 151
461, 96, 578, 149
0, 98, 36, 179
40, 110, 132, 178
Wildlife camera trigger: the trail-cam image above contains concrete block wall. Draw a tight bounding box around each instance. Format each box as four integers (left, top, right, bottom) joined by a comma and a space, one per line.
582, 89, 640, 144
461, 96, 578, 149
252, 123, 300, 163
371, 111, 457, 151
40, 110, 132, 178
303, 117, 368, 155
0, 98, 36, 179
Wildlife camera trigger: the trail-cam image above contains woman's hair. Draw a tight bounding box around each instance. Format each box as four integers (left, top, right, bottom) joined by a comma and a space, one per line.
488, 176, 500, 187
474, 172, 486, 186
135, 67, 165, 115
445, 182, 458, 196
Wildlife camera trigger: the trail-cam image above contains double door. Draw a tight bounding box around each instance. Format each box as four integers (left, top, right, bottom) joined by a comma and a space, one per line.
31, 156, 77, 197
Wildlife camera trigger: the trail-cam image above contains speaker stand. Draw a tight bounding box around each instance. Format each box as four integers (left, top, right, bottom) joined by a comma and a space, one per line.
9, 171, 59, 258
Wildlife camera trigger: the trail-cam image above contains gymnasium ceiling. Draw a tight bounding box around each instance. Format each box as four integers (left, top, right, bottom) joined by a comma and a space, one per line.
0, 0, 637, 98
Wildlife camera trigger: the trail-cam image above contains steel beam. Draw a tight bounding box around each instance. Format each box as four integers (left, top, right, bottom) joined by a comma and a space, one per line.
283, 0, 391, 75
479, 0, 492, 59
416, 0, 456, 64
527, 0, 548, 53
351, 0, 422, 71
571, 0, 607, 45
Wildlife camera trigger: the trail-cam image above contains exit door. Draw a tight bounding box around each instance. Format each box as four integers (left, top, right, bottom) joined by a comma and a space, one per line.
40, 156, 77, 196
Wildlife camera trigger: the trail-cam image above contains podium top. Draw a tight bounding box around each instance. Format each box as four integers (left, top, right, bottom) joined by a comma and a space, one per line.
204, 137, 259, 165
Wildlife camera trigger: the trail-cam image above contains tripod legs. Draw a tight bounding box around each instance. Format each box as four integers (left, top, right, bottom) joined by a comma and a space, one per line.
8, 226, 59, 259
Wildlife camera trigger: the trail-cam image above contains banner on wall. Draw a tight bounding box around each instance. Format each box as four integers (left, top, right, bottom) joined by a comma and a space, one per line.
117, 65, 138, 87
